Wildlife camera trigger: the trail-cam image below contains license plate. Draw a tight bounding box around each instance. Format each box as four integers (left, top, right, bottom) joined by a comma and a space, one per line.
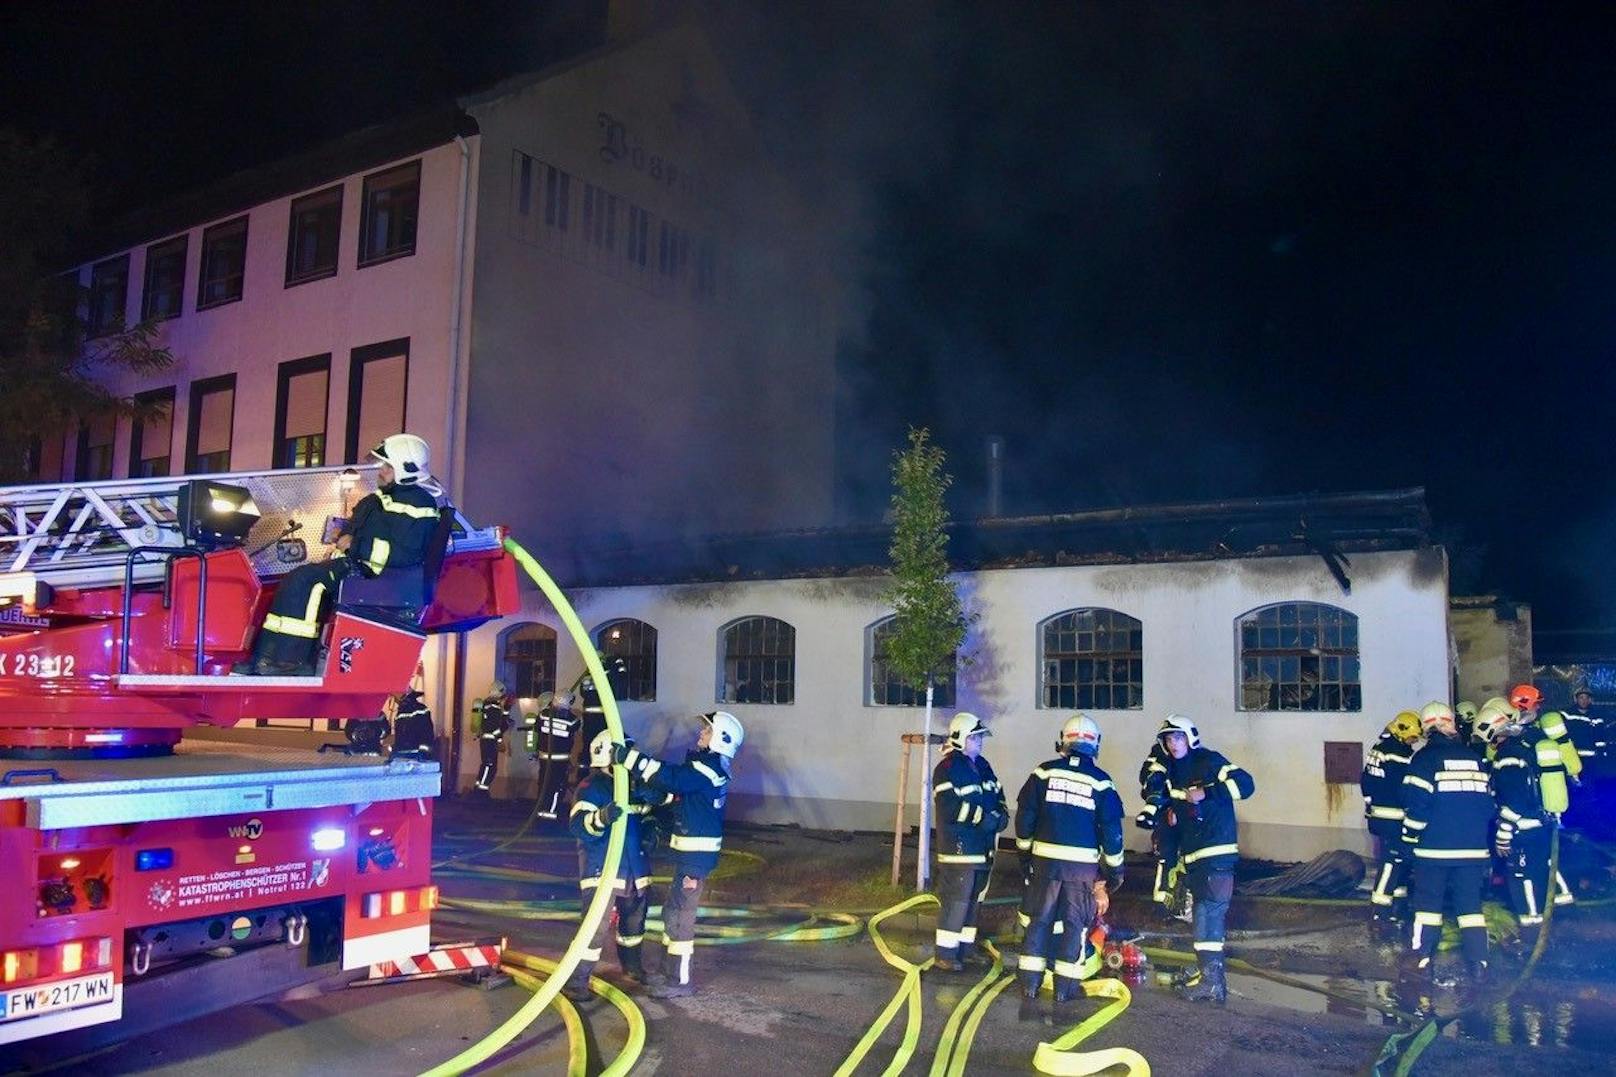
0, 972, 115, 1022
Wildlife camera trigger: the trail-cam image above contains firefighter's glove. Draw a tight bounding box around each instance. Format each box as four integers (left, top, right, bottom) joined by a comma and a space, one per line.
1494, 826, 1512, 859
1134, 806, 1158, 831
598, 801, 624, 826
612, 742, 635, 766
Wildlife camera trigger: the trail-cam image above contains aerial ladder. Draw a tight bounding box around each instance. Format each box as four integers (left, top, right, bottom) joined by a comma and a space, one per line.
0, 465, 518, 1050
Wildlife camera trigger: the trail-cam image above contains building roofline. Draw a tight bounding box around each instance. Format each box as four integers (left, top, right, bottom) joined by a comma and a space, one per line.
70, 105, 478, 267
558, 487, 1437, 588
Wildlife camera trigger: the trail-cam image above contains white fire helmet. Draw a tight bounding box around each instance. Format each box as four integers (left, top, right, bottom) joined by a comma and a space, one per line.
947, 712, 991, 751
589, 729, 614, 768
1473, 700, 1523, 743
704, 711, 745, 758
1059, 713, 1101, 756
1419, 701, 1455, 734
1156, 714, 1200, 750
370, 433, 432, 486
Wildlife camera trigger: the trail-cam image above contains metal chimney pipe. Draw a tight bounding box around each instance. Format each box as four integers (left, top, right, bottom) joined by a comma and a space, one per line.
986, 435, 1005, 518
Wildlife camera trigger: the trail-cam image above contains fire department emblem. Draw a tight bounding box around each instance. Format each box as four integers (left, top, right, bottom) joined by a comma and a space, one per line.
338, 636, 365, 673
310, 858, 330, 888
147, 879, 175, 911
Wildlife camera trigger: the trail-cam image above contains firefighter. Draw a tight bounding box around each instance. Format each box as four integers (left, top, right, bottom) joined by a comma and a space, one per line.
473, 681, 512, 795
530, 691, 579, 819
235, 434, 439, 675
615, 710, 745, 997
1136, 738, 1184, 919
390, 687, 437, 760
1014, 714, 1124, 1002
1401, 701, 1493, 986
1564, 688, 1608, 764
1158, 714, 1254, 1004
930, 712, 1009, 972
561, 731, 660, 1001
1478, 701, 1573, 946
343, 698, 390, 755
1510, 684, 1581, 815
1362, 710, 1423, 936
1455, 700, 1479, 745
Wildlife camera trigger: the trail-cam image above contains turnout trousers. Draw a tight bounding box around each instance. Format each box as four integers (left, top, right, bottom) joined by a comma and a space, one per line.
661, 872, 707, 986
1505, 826, 1574, 936
1369, 833, 1412, 921
1188, 866, 1234, 964
1018, 861, 1097, 994
475, 735, 500, 792
255, 560, 351, 667
566, 882, 648, 990
1408, 859, 1488, 967
935, 860, 992, 962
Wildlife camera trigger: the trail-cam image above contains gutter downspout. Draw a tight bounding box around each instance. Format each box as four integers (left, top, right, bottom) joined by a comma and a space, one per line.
442, 132, 475, 790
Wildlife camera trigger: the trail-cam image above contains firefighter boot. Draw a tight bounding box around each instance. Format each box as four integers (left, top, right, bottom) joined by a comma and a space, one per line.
1020, 970, 1042, 1000
1180, 956, 1226, 1004
621, 947, 648, 984
1053, 976, 1082, 1004
561, 969, 593, 1004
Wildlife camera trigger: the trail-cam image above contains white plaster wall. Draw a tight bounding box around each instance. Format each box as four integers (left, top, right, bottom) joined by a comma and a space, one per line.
66, 140, 471, 483
459, 547, 1451, 862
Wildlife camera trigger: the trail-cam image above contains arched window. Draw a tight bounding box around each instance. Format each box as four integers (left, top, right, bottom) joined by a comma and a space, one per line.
501, 622, 557, 699
867, 615, 957, 707
1237, 602, 1360, 712
719, 616, 795, 705
594, 618, 658, 702
1040, 608, 1143, 710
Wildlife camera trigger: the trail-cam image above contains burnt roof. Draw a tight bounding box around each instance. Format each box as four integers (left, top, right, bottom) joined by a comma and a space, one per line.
561, 487, 1434, 589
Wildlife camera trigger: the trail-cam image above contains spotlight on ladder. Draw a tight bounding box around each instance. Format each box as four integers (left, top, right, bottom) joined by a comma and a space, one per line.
176, 480, 261, 549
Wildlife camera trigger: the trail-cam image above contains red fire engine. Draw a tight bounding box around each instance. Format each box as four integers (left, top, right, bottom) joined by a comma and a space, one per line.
0, 466, 517, 1049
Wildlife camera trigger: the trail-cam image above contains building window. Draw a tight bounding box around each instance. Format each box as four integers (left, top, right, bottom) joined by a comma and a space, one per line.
274, 355, 330, 469
1040, 608, 1143, 710
197, 217, 248, 309
346, 338, 409, 464
543, 163, 571, 231
719, 616, 795, 705
186, 373, 236, 472
503, 622, 557, 698
286, 185, 342, 285
141, 236, 187, 321
129, 387, 175, 478
868, 615, 957, 707
595, 618, 657, 702
75, 413, 116, 481
88, 254, 129, 337
1237, 602, 1361, 712
626, 205, 650, 269
359, 161, 420, 266
583, 183, 617, 252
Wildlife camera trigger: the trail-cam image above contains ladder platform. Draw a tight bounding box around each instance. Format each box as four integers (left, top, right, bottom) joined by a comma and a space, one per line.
118, 673, 326, 691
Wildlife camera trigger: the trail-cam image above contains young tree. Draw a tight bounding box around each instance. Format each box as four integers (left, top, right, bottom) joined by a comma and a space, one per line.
883, 426, 968, 890
0, 129, 173, 484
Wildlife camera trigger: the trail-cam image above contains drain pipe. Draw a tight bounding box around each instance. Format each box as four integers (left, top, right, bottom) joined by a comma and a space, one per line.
441, 131, 475, 788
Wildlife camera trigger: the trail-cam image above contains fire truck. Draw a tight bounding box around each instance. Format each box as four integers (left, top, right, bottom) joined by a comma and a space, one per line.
0, 465, 517, 1050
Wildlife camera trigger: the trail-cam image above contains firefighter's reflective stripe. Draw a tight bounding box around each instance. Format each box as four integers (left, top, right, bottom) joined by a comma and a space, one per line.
1404, 775, 1435, 793
1016, 837, 1033, 851
669, 834, 722, 853
1218, 763, 1247, 801
665, 938, 695, 956
617, 932, 644, 947
1193, 940, 1225, 952
1183, 842, 1239, 865
263, 580, 326, 638
365, 537, 391, 575
1053, 959, 1085, 978
1412, 846, 1489, 859
936, 928, 962, 947
1019, 953, 1048, 972
1030, 769, 1113, 790
1369, 805, 1405, 819
580, 944, 603, 961
937, 852, 987, 864
1031, 840, 1100, 863
376, 491, 439, 519
691, 760, 726, 786
1456, 913, 1487, 929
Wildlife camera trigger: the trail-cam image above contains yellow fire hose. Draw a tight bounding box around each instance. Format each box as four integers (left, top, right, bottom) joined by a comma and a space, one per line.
416, 538, 632, 1077
834, 894, 1150, 1077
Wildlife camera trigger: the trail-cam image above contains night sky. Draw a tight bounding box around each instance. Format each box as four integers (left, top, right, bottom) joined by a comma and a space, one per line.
4, 2, 1613, 630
